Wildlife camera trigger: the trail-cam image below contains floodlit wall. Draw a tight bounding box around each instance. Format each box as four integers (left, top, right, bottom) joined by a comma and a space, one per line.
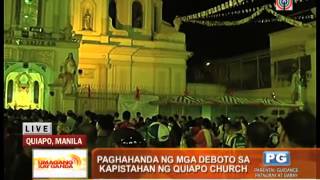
73, 0, 190, 97
187, 83, 226, 97
4, 0, 190, 114
234, 26, 316, 116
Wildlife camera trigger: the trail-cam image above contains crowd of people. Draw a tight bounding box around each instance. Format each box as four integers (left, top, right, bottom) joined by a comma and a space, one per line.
4, 108, 317, 179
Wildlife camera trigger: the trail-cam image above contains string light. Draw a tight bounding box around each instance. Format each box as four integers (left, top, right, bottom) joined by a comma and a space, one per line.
188, 7, 314, 27
208, 3, 315, 21
179, 0, 312, 22
250, 14, 314, 23
180, 0, 254, 21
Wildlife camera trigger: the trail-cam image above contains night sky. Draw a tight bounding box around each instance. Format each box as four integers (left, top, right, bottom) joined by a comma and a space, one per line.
161, 0, 315, 65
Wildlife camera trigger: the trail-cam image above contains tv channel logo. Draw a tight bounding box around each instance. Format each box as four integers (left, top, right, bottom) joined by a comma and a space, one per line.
33, 149, 88, 178
263, 151, 291, 166
275, 0, 293, 11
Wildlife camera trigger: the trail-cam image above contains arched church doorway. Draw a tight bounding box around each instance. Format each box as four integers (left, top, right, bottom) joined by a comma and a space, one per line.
5, 70, 45, 110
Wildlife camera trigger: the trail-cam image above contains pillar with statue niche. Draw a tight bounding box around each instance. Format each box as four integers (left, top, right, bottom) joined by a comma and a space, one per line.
61, 52, 78, 113
50, 52, 78, 113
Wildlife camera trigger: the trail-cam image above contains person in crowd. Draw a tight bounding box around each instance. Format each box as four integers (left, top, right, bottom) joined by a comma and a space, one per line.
71, 115, 82, 130
72, 116, 96, 178
263, 118, 280, 147
117, 111, 135, 129
136, 118, 148, 140
218, 118, 231, 147
10, 138, 32, 180
65, 110, 77, 132
112, 112, 122, 129
180, 129, 194, 148
211, 121, 219, 137
194, 118, 220, 147
136, 116, 145, 129
136, 112, 142, 119
129, 117, 138, 127
168, 116, 183, 147
114, 112, 120, 121
75, 120, 97, 150
95, 114, 114, 147
247, 121, 272, 147
180, 119, 199, 148
147, 122, 171, 147
4, 123, 18, 180
278, 110, 316, 148
174, 114, 179, 122
57, 113, 69, 134
79, 110, 92, 127
158, 115, 169, 126
239, 116, 248, 136
181, 116, 187, 124
224, 120, 246, 148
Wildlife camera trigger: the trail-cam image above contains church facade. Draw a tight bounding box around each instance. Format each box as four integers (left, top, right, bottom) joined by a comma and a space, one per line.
4, 0, 190, 114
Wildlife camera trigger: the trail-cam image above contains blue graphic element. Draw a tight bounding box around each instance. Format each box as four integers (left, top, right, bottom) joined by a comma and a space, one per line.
263, 151, 291, 166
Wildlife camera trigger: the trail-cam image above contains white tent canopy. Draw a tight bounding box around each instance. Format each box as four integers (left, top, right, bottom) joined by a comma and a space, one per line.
212, 95, 251, 105
253, 97, 303, 108
150, 95, 210, 106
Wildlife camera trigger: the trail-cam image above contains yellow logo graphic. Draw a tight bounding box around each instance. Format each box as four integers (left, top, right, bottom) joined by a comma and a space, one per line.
34, 154, 83, 169
69, 154, 82, 167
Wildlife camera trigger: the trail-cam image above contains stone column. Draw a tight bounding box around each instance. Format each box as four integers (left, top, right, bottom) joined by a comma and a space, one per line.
44, 0, 54, 32
58, 0, 70, 28
100, 65, 107, 91
101, 0, 107, 35
4, 0, 13, 30
66, 0, 71, 26
53, 0, 60, 32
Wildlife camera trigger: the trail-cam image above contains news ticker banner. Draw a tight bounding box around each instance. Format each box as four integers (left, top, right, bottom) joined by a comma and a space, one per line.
33, 149, 88, 178
22, 122, 87, 148
91, 148, 320, 179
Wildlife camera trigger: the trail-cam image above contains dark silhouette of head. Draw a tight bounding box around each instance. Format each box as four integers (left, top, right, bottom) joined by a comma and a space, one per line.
97, 114, 114, 132
122, 111, 131, 121
247, 121, 271, 147
114, 112, 119, 118
201, 118, 212, 129
279, 111, 316, 147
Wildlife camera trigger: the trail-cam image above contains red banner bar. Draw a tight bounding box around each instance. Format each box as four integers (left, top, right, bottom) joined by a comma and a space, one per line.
91, 148, 320, 179
23, 135, 87, 148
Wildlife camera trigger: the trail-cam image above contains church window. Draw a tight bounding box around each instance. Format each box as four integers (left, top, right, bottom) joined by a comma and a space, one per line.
34, 81, 39, 103
7, 80, 13, 103
153, 6, 158, 32
132, 1, 143, 28
109, 0, 117, 28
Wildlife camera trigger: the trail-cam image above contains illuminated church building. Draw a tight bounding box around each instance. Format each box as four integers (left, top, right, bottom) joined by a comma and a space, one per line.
4, 0, 190, 113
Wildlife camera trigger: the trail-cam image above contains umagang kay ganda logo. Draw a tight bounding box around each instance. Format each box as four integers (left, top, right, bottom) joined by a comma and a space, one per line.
35, 153, 81, 168
32, 149, 88, 178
